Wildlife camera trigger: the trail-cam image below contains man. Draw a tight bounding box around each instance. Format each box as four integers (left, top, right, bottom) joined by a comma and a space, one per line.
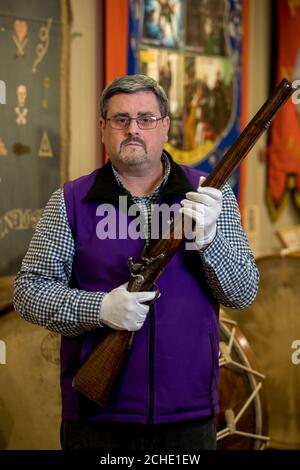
14, 74, 259, 451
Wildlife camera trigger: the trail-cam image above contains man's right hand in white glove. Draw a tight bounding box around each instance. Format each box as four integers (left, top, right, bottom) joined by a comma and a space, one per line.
100, 283, 156, 331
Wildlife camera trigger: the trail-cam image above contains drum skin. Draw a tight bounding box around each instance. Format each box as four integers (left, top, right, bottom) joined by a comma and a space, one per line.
224, 254, 300, 449
0, 310, 61, 450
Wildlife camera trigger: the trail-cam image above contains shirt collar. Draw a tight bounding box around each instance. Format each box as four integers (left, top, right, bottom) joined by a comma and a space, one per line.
111, 152, 171, 198
84, 150, 195, 204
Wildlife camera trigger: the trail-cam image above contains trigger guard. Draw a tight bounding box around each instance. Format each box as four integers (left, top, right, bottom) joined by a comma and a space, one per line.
148, 284, 160, 305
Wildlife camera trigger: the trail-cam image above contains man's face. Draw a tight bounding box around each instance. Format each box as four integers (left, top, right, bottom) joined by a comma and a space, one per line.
100, 91, 170, 170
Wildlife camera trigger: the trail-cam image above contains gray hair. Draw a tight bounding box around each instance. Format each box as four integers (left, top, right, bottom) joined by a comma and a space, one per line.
100, 74, 169, 118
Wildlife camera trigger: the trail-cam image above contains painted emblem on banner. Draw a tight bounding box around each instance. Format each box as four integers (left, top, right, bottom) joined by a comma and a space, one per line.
129, 0, 243, 191
38, 130, 53, 157
13, 20, 28, 57
13, 142, 31, 156
42, 77, 51, 110
0, 137, 8, 156
32, 18, 53, 73
15, 84, 28, 125
142, 0, 183, 48
0, 208, 43, 241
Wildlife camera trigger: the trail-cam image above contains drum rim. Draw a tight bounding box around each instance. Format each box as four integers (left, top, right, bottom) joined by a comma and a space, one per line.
217, 312, 269, 449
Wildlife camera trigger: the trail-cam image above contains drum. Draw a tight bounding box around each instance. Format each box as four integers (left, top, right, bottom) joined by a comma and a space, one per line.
224, 254, 300, 449
0, 309, 61, 450
217, 313, 269, 450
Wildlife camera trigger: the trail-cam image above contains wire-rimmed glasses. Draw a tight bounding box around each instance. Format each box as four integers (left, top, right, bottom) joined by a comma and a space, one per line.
106, 115, 166, 130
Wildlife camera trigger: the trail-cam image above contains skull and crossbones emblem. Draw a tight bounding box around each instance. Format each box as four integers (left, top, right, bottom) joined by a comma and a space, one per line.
15, 84, 28, 125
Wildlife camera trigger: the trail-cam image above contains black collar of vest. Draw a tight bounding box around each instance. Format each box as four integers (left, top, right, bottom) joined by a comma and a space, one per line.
84, 149, 195, 204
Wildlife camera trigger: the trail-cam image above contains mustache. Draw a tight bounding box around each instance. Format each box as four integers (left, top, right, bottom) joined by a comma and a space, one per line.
120, 136, 146, 150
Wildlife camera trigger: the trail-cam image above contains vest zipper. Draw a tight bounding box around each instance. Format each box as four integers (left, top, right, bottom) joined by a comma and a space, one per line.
209, 332, 216, 415
147, 304, 155, 423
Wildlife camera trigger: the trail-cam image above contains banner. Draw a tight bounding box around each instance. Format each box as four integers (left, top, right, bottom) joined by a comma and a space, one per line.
128, 0, 245, 197
0, 0, 70, 303
267, 0, 300, 220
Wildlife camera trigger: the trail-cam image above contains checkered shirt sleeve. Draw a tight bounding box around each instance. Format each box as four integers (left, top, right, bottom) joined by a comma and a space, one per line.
13, 189, 105, 336
200, 183, 259, 308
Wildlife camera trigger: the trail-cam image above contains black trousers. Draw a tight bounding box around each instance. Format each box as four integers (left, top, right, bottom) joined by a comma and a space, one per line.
61, 416, 216, 451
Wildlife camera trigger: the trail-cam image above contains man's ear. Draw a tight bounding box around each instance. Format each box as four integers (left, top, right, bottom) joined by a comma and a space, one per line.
163, 115, 170, 142
99, 118, 105, 144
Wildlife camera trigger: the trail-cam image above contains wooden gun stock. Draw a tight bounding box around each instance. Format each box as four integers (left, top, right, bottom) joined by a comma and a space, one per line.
72, 78, 295, 406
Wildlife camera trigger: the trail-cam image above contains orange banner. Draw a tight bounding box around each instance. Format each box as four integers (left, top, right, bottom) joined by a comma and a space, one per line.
267, 0, 300, 220
105, 0, 128, 85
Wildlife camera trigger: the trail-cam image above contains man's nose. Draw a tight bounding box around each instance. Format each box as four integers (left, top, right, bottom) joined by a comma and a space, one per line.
127, 118, 140, 134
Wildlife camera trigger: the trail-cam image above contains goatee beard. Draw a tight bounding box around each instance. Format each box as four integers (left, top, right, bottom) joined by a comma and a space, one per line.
119, 137, 148, 165
118, 151, 148, 166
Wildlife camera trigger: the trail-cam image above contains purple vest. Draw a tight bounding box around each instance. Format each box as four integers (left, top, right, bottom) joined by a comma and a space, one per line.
62, 160, 219, 424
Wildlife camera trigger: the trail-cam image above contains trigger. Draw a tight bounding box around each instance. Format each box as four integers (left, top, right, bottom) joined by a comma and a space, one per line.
148, 284, 160, 305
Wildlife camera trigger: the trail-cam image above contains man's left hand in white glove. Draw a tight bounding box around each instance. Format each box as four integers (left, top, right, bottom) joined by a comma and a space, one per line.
179, 176, 223, 251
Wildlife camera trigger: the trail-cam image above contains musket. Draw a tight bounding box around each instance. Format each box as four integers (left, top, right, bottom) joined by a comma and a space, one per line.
72, 78, 295, 406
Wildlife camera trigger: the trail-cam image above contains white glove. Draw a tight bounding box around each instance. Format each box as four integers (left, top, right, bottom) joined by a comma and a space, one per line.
100, 283, 156, 331
179, 176, 222, 250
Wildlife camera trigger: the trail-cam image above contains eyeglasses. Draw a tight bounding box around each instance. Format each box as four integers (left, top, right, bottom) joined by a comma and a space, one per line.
106, 115, 166, 130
